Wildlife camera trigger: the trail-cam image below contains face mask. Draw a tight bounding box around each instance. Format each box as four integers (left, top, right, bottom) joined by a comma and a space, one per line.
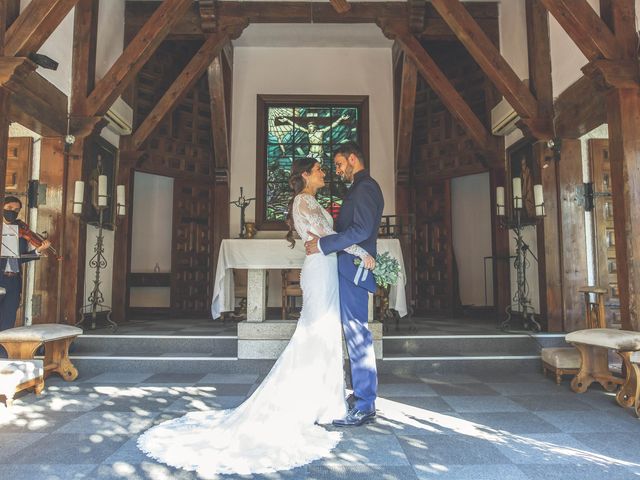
3, 210, 18, 223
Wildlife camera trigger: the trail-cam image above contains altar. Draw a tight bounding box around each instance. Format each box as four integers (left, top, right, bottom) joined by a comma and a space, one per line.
211, 238, 407, 359
211, 238, 408, 321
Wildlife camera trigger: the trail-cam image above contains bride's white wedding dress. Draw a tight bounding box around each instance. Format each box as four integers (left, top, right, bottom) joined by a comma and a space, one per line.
137, 193, 369, 477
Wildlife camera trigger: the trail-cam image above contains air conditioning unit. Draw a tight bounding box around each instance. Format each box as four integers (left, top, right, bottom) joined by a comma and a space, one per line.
105, 96, 133, 136
490, 97, 520, 136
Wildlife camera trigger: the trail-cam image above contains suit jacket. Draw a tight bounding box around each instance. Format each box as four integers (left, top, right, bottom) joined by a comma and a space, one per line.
319, 170, 384, 293
0, 237, 38, 279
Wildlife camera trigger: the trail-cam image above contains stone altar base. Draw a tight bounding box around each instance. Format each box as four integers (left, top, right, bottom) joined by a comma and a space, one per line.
237, 320, 383, 360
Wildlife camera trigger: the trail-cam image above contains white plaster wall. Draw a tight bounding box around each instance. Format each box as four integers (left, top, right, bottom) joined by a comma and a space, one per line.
20, 0, 74, 96
96, 0, 125, 81
230, 46, 394, 307
129, 172, 174, 307
452, 173, 493, 307
230, 46, 395, 236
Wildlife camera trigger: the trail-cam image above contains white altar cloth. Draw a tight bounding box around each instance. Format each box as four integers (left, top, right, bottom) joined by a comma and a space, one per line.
211, 238, 408, 319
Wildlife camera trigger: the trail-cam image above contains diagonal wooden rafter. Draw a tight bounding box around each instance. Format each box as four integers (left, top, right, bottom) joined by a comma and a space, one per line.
5, 0, 80, 57
396, 32, 496, 157
130, 31, 236, 151
84, 0, 193, 118
429, 0, 543, 133
395, 52, 418, 176
539, 0, 621, 61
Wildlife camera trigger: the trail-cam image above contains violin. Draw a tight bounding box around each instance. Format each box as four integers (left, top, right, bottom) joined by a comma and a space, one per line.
15, 219, 62, 260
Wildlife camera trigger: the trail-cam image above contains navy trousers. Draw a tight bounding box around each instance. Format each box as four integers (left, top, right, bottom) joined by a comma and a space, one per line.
339, 273, 377, 412
0, 274, 21, 358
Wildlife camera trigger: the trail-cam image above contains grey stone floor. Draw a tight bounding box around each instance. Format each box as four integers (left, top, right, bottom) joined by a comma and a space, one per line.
2, 370, 639, 480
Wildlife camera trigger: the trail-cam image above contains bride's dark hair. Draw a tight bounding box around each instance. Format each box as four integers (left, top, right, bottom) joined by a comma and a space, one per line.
286, 157, 319, 248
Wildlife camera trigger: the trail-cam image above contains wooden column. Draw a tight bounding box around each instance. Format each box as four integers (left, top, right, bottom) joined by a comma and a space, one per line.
605, 88, 640, 331
0, 1, 9, 218
535, 143, 564, 331
490, 168, 510, 321
58, 0, 99, 325
558, 139, 589, 332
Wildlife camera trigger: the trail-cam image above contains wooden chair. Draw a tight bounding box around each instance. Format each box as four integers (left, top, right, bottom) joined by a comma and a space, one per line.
281, 269, 302, 319
579, 286, 608, 329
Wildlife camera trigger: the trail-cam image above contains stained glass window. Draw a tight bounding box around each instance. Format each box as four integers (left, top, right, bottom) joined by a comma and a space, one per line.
257, 96, 368, 229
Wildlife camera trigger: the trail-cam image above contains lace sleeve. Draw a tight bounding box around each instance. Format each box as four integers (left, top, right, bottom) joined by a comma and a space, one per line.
294, 194, 370, 259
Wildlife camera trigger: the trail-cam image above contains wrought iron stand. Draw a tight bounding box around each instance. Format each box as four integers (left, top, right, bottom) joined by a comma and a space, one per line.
77, 207, 118, 332
499, 208, 542, 332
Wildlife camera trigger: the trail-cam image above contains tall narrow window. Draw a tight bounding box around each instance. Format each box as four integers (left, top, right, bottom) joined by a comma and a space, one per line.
256, 95, 369, 230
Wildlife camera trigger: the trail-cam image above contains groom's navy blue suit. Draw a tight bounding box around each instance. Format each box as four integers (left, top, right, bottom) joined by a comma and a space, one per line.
319, 169, 383, 412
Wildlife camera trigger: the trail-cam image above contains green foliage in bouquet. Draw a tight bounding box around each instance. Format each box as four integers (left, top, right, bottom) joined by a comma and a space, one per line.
354, 251, 401, 288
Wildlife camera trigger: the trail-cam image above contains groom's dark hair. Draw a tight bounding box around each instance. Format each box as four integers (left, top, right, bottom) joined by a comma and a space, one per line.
333, 141, 365, 165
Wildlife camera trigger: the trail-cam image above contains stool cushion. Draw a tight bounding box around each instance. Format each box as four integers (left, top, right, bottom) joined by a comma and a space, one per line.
0, 324, 82, 342
566, 328, 640, 351
541, 347, 581, 369
0, 359, 43, 397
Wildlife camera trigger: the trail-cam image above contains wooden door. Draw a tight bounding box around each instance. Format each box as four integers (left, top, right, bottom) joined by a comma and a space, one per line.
170, 179, 213, 315
414, 179, 453, 313
6, 137, 33, 326
589, 138, 620, 327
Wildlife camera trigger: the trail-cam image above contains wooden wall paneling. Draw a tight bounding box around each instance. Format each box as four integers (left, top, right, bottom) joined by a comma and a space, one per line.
589, 138, 620, 327
0, 0, 9, 288
171, 179, 213, 315
414, 179, 453, 313
557, 139, 588, 332
605, 88, 640, 331
534, 142, 564, 331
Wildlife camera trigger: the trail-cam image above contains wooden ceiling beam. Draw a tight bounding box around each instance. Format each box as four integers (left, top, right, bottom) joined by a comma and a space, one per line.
430, 0, 541, 128
600, 0, 637, 59
84, 0, 193, 118
5, 0, 80, 57
395, 53, 418, 176
526, 0, 553, 132
396, 32, 497, 157
538, 0, 621, 61
71, 0, 98, 115
129, 29, 242, 151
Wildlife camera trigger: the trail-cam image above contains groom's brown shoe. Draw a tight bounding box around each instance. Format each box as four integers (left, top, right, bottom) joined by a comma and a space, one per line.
332, 408, 376, 427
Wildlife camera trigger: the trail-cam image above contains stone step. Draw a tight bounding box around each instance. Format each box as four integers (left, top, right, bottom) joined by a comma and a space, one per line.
72, 335, 237, 357
383, 334, 568, 357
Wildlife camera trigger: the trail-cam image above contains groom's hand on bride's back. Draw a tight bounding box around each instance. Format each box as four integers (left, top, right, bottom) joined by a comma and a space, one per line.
305, 232, 320, 255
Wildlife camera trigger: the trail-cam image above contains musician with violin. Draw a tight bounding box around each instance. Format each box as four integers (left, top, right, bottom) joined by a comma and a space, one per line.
0, 196, 51, 333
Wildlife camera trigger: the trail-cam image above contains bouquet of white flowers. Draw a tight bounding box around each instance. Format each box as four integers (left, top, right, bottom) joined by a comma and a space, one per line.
354, 251, 401, 289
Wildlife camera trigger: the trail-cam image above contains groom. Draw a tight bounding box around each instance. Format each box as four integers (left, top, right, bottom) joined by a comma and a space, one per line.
305, 141, 384, 426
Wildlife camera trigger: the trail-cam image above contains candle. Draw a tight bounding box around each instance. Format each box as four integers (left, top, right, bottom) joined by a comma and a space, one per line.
512, 177, 522, 209
496, 186, 505, 216
534, 184, 545, 216
73, 181, 84, 214
116, 185, 126, 216
98, 175, 107, 207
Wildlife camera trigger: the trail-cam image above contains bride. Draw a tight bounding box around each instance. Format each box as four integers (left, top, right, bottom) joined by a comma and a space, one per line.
137, 157, 375, 477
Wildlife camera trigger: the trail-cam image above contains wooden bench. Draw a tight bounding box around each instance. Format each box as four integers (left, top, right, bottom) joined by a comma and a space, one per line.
0, 324, 81, 382
565, 328, 640, 416
0, 359, 44, 407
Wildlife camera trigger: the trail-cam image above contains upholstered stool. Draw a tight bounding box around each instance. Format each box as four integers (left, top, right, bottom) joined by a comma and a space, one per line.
0, 359, 44, 407
541, 347, 581, 384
